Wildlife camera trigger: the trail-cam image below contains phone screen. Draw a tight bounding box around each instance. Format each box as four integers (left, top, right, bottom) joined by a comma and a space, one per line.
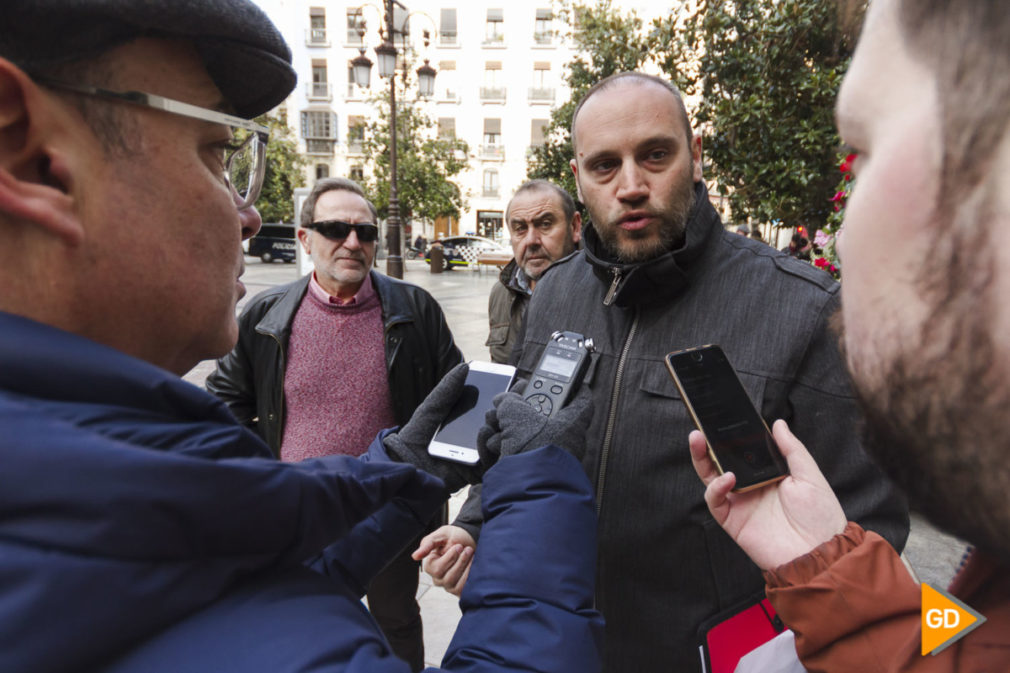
666, 346, 787, 490
429, 365, 515, 464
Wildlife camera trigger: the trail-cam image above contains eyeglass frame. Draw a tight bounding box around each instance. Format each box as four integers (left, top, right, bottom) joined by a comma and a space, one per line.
30, 76, 270, 210
304, 220, 381, 243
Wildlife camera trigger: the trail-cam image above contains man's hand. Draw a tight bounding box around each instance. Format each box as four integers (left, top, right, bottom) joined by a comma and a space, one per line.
477, 381, 593, 467
690, 420, 848, 570
412, 525, 476, 597
383, 363, 480, 492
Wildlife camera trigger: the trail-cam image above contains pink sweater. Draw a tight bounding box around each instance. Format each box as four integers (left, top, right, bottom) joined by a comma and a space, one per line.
280, 273, 396, 461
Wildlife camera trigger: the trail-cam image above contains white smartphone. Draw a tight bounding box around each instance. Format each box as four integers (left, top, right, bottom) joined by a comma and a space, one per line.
428, 361, 517, 465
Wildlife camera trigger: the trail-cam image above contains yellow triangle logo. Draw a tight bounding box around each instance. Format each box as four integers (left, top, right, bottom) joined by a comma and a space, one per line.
921, 583, 986, 656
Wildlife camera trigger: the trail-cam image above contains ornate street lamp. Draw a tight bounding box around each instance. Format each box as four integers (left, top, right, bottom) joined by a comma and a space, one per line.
350, 1, 437, 280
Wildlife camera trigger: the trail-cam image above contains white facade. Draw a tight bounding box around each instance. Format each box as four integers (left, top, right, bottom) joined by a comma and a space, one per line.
254, 0, 603, 244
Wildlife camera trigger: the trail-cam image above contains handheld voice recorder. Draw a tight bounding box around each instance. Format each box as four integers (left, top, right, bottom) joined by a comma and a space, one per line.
524, 330, 594, 417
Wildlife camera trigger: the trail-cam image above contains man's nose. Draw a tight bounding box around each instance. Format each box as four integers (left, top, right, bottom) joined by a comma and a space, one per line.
615, 162, 649, 203
342, 228, 362, 250
239, 204, 262, 241
523, 228, 543, 247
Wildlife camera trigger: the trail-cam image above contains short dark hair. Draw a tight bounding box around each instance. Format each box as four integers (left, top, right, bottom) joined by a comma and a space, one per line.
571, 72, 693, 153
506, 180, 577, 225
300, 177, 379, 227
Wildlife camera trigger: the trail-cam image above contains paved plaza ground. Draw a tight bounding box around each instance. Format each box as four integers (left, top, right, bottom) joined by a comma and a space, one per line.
185, 257, 968, 668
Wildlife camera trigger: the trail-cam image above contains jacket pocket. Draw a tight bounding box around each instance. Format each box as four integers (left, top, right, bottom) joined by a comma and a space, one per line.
485, 323, 509, 347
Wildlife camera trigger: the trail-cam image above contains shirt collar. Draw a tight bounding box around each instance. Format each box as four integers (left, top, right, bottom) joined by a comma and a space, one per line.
308, 271, 374, 306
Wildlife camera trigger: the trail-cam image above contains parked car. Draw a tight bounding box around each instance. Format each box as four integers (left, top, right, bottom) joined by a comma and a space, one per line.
425, 235, 510, 270
248, 223, 297, 263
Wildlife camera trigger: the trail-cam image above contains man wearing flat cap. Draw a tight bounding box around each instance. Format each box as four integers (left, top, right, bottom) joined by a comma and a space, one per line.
0, 2, 603, 671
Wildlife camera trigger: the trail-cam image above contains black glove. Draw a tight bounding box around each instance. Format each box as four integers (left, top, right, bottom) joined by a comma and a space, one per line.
477, 379, 593, 469
383, 363, 481, 492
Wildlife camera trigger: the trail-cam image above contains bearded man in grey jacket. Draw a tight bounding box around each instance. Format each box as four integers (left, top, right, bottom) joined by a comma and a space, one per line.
418, 71, 910, 672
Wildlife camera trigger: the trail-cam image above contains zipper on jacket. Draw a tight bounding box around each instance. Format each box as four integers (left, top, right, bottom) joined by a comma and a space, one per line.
596, 307, 640, 515
268, 332, 286, 452
603, 267, 623, 306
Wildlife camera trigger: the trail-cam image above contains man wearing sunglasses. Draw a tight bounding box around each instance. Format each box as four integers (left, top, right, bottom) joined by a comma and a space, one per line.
207, 177, 463, 670
0, 1, 603, 671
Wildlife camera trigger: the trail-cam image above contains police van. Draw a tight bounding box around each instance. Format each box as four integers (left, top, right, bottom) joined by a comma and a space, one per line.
247, 223, 297, 263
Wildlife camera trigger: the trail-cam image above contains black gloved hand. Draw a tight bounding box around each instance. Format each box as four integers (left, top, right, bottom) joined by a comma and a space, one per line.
477, 379, 593, 469
383, 363, 481, 492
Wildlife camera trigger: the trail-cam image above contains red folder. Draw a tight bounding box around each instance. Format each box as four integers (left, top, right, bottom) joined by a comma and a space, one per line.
699, 597, 786, 673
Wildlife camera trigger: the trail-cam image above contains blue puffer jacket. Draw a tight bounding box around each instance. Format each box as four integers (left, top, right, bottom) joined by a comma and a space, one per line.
0, 311, 603, 672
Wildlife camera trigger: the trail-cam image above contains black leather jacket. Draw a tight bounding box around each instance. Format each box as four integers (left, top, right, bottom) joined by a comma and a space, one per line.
206, 271, 463, 456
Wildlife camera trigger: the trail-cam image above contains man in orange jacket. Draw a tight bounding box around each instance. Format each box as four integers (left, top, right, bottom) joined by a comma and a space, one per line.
691, 0, 1010, 670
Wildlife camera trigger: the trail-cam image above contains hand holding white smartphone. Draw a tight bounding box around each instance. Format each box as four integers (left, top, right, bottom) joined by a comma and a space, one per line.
428, 361, 516, 465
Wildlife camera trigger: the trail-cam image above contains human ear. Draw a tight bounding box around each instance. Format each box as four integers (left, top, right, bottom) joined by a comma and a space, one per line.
0, 59, 83, 245
691, 135, 703, 183
296, 226, 312, 254
570, 158, 583, 202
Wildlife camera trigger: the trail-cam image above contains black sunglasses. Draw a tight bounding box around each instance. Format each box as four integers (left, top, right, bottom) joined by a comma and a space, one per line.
306, 220, 380, 242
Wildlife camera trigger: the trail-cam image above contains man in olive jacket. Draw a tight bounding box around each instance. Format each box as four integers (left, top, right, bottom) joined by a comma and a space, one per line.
207, 178, 462, 671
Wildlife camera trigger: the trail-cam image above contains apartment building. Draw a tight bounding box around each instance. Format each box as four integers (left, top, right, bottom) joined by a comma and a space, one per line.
252, 1, 582, 242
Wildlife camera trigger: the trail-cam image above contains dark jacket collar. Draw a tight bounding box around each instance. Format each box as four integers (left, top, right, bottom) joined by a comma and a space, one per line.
581, 181, 722, 308
498, 259, 531, 296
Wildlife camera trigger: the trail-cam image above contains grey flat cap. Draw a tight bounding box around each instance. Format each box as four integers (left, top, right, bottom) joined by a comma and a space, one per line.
0, 0, 295, 118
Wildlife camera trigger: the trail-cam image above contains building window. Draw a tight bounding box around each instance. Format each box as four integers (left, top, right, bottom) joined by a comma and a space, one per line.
529, 62, 554, 103
315, 163, 330, 180
481, 62, 505, 101
477, 210, 505, 240
301, 110, 336, 155
440, 8, 458, 45
484, 8, 504, 44
308, 59, 330, 99
481, 118, 504, 160
438, 60, 458, 101
437, 117, 456, 139
347, 115, 366, 154
534, 9, 553, 44
530, 119, 549, 148
349, 165, 365, 183
308, 7, 327, 45
302, 110, 336, 139
482, 169, 500, 198
346, 8, 363, 44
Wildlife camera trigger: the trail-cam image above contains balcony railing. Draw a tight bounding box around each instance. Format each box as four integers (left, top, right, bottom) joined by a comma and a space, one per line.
439, 32, 458, 46
528, 87, 555, 103
533, 32, 554, 45
306, 82, 333, 101
482, 34, 505, 47
305, 28, 329, 46
347, 140, 365, 155
480, 86, 507, 102
482, 187, 500, 198
479, 145, 505, 160
305, 139, 335, 155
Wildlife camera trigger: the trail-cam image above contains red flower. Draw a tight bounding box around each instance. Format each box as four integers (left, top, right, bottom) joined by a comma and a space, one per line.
839, 152, 857, 174
830, 190, 846, 202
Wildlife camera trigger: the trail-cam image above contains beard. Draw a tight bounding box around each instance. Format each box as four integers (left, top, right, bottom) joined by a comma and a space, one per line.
842, 192, 1010, 563
595, 176, 696, 264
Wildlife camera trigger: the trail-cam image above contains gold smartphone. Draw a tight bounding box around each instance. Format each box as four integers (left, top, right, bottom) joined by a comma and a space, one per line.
665, 345, 787, 492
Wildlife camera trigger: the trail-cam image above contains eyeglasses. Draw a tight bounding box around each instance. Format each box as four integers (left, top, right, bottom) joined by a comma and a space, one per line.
32, 76, 270, 210
305, 220, 380, 243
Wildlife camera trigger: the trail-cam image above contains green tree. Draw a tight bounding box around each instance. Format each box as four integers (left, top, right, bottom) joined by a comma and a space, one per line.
655, 0, 865, 229
254, 111, 307, 223
361, 76, 470, 227
527, 0, 649, 200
